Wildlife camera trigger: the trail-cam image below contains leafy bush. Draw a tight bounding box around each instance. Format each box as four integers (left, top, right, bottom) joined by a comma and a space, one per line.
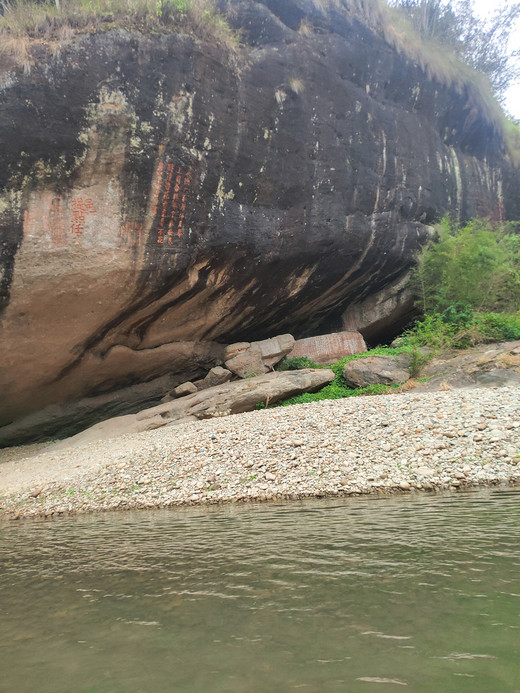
273, 380, 400, 408
474, 312, 520, 342
401, 308, 520, 351
277, 356, 320, 371
414, 217, 520, 315
404, 217, 520, 352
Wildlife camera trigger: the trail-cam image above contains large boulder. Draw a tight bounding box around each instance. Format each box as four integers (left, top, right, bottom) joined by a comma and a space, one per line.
195, 366, 233, 390
412, 340, 520, 392
225, 334, 295, 377
343, 355, 412, 388
0, 0, 517, 440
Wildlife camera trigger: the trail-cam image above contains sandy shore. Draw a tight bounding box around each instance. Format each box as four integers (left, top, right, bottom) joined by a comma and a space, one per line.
1, 387, 520, 519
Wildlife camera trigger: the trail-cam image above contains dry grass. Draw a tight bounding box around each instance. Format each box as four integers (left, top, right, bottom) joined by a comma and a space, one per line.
0, 0, 238, 72
397, 378, 419, 393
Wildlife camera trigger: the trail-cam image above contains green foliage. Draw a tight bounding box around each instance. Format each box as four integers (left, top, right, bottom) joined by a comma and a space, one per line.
415, 217, 520, 315
473, 312, 520, 342
401, 309, 520, 351
275, 381, 400, 407
269, 346, 411, 408
277, 356, 320, 371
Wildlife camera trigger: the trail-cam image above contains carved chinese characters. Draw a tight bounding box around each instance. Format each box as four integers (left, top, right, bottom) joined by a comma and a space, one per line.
151, 160, 192, 246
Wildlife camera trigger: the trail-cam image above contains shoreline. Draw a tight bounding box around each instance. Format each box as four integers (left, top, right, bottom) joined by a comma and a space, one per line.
2, 387, 520, 520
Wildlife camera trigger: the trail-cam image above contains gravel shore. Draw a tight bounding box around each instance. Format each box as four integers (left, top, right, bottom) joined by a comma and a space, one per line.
2, 387, 520, 519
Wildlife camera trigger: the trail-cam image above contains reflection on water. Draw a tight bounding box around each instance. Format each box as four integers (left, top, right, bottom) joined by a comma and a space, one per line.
1, 489, 520, 692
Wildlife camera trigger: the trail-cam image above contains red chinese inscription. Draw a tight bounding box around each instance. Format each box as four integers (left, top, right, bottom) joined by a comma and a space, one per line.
48, 196, 67, 245
71, 197, 97, 236
153, 160, 192, 246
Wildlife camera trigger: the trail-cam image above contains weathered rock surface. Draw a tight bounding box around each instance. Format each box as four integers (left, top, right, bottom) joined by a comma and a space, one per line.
343, 355, 412, 388
412, 340, 520, 392
342, 273, 418, 342
225, 334, 295, 377
0, 0, 517, 440
287, 331, 367, 364
195, 366, 233, 390
0, 372, 194, 448
51, 368, 335, 448
173, 382, 199, 398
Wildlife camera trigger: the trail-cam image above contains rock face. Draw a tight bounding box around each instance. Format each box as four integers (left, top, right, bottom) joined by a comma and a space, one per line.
412, 340, 520, 392
342, 274, 417, 342
52, 368, 335, 448
0, 0, 517, 437
195, 366, 233, 390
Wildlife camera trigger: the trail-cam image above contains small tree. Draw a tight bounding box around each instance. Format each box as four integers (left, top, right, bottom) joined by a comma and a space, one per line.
414, 217, 520, 314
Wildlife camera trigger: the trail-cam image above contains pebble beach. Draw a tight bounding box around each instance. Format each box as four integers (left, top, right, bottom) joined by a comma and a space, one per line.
2, 386, 520, 519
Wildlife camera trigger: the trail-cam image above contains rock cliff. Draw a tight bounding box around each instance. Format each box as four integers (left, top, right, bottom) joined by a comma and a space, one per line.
0, 0, 517, 441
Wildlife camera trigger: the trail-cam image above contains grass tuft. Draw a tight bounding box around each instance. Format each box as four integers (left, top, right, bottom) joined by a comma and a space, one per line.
0, 0, 238, 71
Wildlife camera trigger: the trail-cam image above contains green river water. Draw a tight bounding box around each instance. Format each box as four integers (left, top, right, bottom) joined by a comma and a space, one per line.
1, 488, 519, 692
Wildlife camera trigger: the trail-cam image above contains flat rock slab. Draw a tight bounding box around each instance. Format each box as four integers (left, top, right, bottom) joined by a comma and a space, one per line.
413, 340, 520, 392
287, 332, 367, 365
343, 355, 411, 388
51, 369, 334, 449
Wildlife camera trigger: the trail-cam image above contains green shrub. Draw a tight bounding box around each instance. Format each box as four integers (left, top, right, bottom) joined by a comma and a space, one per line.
273, 381, 400, 408
401, 309, 520, 352
474, 312, 520, 342
277, 356, 320, 371
415, 217, 520, 315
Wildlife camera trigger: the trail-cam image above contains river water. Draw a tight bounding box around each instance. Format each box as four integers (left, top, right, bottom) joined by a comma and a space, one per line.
1, 489, 519, 692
